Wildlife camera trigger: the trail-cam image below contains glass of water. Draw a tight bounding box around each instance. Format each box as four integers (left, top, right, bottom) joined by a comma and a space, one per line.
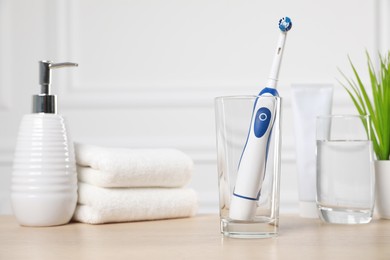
316, 115, 375, 224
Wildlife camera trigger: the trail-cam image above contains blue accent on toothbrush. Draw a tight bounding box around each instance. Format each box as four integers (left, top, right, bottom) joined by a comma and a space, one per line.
259, 87, 279, 97
254, 107, 271, 138
233, 192, 258, 201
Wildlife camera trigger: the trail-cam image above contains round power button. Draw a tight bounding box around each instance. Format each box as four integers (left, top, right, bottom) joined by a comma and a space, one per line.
259, 113, 267, 121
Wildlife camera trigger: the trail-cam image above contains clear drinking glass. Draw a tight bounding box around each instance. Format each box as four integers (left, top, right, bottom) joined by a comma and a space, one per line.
316, 115, 375, 224
215, 96, 281, 238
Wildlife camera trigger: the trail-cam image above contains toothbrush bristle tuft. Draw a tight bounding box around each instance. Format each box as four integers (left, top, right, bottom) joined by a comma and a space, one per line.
279, 17, 292, 32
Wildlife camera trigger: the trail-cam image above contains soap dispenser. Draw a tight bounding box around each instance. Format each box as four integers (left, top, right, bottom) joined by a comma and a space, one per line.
11, 61, 78, 226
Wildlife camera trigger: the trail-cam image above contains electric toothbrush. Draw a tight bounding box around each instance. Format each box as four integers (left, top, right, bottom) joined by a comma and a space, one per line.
229, 17, 292, 221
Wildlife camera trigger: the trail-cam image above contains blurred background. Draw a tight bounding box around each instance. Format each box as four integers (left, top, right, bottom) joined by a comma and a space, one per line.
0, 0, 389, 214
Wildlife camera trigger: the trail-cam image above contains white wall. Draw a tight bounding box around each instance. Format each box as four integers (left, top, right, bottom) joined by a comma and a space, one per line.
0, 0, 388, 214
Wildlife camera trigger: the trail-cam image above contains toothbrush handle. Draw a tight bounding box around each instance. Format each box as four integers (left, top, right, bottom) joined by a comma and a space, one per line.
229, 97, 276, 220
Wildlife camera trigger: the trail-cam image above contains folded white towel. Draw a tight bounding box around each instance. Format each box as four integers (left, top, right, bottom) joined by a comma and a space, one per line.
72, 182, 198, 224
75, 143, 193, 188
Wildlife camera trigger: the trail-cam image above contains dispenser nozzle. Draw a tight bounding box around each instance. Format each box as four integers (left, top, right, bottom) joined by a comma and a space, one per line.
33, 60, 78, 114
39, 61, 78, 95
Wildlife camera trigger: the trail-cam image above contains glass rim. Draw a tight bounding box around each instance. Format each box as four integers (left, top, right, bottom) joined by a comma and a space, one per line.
214, 95, 282, 101
316, 114, 370, 120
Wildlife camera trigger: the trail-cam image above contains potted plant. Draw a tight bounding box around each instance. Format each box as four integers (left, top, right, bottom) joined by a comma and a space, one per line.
339, 51, 390, 219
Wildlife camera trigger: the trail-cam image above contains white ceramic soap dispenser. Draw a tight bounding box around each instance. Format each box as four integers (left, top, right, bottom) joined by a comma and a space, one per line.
11, 61, 78, 226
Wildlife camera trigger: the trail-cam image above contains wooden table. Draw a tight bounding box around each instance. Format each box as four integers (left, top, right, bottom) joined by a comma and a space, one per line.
1, 214, 389, 259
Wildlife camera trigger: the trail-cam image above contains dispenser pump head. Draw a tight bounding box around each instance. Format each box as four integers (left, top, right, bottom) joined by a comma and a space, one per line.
33, 60, 78, 113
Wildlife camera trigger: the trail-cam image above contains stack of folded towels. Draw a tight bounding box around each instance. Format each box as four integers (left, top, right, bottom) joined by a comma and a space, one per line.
72, 143, 198, 224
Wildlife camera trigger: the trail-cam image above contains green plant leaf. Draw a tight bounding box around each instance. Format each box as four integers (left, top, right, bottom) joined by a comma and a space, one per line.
340, 51, 390, 160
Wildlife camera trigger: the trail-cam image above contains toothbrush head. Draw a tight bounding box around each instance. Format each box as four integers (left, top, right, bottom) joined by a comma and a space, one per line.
279, 17, 292, 32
